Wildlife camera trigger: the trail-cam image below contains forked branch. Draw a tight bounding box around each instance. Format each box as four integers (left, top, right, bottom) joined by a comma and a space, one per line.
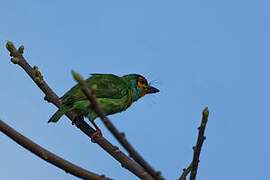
179, 107, 210, 180
6, 41, 154, 180
72, 71, 163, 179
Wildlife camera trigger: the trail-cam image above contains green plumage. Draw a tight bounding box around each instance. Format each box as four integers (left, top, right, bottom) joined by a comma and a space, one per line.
48, 73, 159, 123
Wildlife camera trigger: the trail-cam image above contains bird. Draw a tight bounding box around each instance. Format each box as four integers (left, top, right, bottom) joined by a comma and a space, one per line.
48, 73, 159, 129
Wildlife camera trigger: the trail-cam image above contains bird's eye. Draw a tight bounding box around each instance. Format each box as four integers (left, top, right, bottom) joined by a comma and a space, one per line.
137, 79, 146, 88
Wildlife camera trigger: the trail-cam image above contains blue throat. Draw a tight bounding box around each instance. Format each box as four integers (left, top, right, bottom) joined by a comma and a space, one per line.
131, 80, 142, 102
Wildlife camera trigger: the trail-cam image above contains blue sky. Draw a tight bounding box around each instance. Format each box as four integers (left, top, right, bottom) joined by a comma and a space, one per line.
1, 0, 270, 179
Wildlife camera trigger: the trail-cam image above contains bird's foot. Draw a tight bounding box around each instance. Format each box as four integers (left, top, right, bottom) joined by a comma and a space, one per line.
90, 130, 102, 143
72, 114, 83, 125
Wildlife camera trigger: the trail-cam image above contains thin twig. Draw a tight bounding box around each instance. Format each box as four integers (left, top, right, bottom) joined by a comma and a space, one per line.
72, 71, 164, 180
102, 119, 163, 180
6, 41, 154, 180
0, 120, 110, 180
190, 107, 209, 180
179, 163, 192, 180
178, 107, 210, 180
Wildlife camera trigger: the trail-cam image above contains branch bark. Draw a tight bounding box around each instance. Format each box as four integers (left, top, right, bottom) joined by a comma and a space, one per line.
73, 71, 164, 180
6, 41, 154, 180
0, 120, 110, 180
179, 164, 192, 180
178, 107, 210, 180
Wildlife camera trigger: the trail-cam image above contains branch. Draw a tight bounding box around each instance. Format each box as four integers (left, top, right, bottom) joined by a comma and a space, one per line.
72, 72, 164, 180
6, 41, 154, 180
179, 164, 192, 180
190, 107, 209, 180
178, 107, 210, 180
0, 120, 110, 180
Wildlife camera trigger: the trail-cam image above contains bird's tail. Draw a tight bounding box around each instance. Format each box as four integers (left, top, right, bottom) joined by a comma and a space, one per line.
48, 106, 69, 123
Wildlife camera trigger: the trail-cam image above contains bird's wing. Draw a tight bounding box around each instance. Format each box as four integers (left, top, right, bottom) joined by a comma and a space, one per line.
61, 74, 128, 105
90, 74, 128, 99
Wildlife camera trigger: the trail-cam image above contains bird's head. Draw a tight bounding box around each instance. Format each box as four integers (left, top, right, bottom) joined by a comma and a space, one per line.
122, 74, 159, 102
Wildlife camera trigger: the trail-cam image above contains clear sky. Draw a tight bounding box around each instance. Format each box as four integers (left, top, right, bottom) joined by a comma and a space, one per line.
1, 0, 270, 180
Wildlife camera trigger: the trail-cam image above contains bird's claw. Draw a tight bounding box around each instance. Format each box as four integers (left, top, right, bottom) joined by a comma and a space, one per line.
90, 130, 102, 143
72, 114, 83, 125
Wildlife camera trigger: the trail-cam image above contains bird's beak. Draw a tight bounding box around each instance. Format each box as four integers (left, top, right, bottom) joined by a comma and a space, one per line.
146, 85, 160, 94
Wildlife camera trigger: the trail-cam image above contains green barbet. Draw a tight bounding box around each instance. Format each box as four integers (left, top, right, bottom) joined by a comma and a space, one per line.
48, 74, 159, 124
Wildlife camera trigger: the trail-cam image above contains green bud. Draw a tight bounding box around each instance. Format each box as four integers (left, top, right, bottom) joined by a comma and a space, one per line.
203, 107, 209, 118
18, 45, 24, 54
11, 57, 20, 64
33, 65, 44, 84
72, 70, 83, 82
6, 41, 15, 52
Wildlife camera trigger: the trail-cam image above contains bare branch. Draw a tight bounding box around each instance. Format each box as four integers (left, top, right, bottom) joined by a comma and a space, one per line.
103, 121, 163, 180
178, 107, 210, 180
0, 120, 110, 180
72, 71, 164, 180
6, 41, 154, 180
189, 107, 209, 180
179, 163, 192, 180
